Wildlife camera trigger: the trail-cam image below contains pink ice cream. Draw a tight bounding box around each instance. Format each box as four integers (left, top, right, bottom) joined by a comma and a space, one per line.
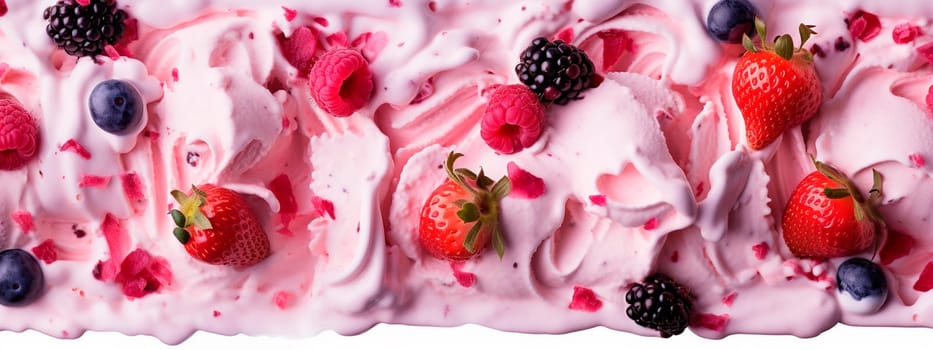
1, 0, 933, 344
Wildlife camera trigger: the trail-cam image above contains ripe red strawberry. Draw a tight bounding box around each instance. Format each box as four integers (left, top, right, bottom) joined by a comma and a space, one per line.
732, 18, 822, 150
419, 152, 511, 261
169, 184, 270, 267
782, 158, 886, 258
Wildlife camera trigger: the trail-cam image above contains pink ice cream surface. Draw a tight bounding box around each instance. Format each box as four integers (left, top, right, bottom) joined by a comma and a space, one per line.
6, 0, 933, 343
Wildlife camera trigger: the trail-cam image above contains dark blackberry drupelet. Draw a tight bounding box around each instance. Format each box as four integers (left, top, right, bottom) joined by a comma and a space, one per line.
625, 273, 693, 338
515, 37, 595, 105
43, 0, 127, 58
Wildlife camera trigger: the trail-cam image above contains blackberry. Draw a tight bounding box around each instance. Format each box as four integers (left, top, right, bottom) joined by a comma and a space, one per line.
515, 37, 595, 105
43, 0, 127, 58
624, 273, 693, 338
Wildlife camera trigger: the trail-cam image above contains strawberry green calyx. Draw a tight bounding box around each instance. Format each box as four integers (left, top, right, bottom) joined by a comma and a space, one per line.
444, 151, 512, 258
168, 185, 214, 245
810, 155, 888, 253
742, 17, 817, 61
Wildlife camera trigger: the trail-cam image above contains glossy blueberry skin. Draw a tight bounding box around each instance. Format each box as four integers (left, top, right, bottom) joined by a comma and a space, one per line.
706, 0, 758, 43
89, 79, 143, 135
836, 257, 887, 301
0, 249, 44, 306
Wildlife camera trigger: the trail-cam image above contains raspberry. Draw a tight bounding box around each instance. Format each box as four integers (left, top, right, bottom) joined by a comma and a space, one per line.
0, 99, 39, 170
308, 48, 373, 117
480, 84, 545, 154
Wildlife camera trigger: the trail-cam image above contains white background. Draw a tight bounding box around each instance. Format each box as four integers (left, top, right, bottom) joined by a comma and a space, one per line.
0, 323, 920, 350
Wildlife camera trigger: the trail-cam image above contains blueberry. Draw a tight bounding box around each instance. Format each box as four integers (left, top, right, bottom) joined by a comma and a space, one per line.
0, 249, 44, 306
836, 257, 887, 314
706, 0, 758, 43
89, 79, 143, 135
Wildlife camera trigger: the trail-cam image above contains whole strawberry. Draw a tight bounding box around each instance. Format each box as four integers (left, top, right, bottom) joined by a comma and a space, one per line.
169, 184, 270, 267
419, 152, 511, 261
782, 158, 885, 258
732, 18, 822, 150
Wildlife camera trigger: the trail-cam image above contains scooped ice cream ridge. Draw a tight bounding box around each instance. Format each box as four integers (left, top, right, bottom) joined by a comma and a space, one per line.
0, 0, 932, 343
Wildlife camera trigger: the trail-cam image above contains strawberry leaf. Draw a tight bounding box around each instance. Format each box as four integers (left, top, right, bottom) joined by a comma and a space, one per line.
173, 227, 190, 244
813, 159, 847, 183
853, 201, 866, 221
445, 153, 466, 185
824, 188, 850, 199
491, 176, 512, 199
191, 185, 208, 205
456, 168, 478, 180
445, 152, 479, 196
742, 34, 757, 53
446, 152, 463, 175
755, 17, 767, 46
799, 23, 812, 48
476, 168, 493, 189
492, 226, 505, 259
169, 209, 186, 228
774, 34, 793, 60
869, 168, 884, 203
191, 211, 213, 230
170, 190, 189, 205
457, 202, 481, 223
463, 222, 482, 253
180, 199, 200, 222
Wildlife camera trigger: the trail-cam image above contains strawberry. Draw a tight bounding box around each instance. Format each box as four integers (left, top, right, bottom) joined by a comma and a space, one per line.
782, 157, 886, 258
732, 18, 822, 150
419, 152, 511, 261
169, 184, 270, 267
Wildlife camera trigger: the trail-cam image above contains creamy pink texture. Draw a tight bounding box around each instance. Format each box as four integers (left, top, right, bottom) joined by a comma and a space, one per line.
0, 0, 932, 344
